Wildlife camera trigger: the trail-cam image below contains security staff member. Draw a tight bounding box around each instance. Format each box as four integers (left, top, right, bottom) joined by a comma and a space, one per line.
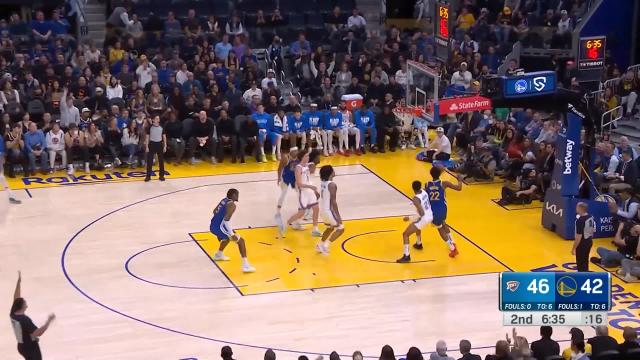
572, 202, 595, 272
144, 115, 167, 182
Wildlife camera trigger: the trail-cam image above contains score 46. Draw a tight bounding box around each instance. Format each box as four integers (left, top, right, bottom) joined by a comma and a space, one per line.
526, 278, 604, 294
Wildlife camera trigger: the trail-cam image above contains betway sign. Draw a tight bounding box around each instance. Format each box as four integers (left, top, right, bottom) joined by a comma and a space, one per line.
439, 95, 492, 115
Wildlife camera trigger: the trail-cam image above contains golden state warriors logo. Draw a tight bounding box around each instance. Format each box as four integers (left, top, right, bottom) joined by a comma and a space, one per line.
556, 276, 577, 297
506, 280, 520, 292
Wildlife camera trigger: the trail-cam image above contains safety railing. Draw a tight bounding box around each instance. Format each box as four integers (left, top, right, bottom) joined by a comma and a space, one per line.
600, 105, 623, 136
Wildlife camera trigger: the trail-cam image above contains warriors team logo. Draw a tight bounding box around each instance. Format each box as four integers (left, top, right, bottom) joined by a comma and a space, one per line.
506, 280, 520, 292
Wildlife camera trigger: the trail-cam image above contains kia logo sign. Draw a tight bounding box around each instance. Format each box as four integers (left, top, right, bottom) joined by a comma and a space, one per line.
439, 95, 492, 115
515, 79, 527, 94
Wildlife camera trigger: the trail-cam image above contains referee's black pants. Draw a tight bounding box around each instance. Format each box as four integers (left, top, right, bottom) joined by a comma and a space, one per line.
576, 238, 593, 272
18, 343, 42, 360
146, 141, 165, 179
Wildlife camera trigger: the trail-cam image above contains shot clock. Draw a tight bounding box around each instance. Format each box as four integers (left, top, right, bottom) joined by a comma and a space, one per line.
578, 36, 606, 70
499, 272, 611, 326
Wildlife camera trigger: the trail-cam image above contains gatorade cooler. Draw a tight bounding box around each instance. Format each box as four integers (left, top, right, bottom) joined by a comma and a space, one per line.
341, 94, 363, 111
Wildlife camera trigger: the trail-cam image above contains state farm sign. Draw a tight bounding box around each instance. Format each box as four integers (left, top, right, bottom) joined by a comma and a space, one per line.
439, 95, 492, 115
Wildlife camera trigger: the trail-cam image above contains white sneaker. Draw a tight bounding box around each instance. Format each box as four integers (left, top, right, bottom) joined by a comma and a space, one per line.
290, 222, 305, 231
213, 252, 230, 261
84, 162, 90, 173
311, 229, 322, 237
242, 264, 256, 273
315, 243, 329, 255
275, 213, 286, 237
408, 144, 416, 149
303, 209, 312, 221
210, 156, 218, 164
67, 164, 74, 175
114, 158, 122, 167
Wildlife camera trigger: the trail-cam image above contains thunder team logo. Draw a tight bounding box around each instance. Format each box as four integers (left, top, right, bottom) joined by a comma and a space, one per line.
506, 280, 520, 292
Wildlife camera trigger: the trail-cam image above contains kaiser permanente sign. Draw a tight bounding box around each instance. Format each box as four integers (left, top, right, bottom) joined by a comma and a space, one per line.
438, 95, 492, 115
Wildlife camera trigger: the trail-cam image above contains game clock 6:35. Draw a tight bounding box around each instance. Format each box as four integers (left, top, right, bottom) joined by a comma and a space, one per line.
541, 313, 565, 325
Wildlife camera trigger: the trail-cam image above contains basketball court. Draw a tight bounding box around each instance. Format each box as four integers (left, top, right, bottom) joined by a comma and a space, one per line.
1, 150, 639, 360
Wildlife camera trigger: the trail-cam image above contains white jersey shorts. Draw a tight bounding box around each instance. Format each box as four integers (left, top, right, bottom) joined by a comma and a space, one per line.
413, 209, 434, 230
298, 188, 318, 210
321, 209, 344, 229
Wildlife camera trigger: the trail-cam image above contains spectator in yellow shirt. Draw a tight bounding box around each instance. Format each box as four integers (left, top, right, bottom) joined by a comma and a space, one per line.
562, 328, 592, 360
108, 40, 125, 65
456, 7, 475, 31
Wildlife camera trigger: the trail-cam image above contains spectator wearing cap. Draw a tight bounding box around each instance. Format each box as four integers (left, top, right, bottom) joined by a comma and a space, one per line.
458, 340, 481, 360
451, 62, 472, 90
87, 87, 109, 113
562, 328, 592, 360
589, 325, 618, 357
425, 127, 452, 162
261, 69, 278, 90
531, 326, 560, 360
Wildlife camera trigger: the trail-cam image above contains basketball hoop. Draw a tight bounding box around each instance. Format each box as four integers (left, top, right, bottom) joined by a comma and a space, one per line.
393, 106, 425, 123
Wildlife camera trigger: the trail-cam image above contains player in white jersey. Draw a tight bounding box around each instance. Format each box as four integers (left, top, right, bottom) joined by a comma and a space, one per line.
397, 180, 433, 263
285, 149, 322, 236
315, 165, 344, 255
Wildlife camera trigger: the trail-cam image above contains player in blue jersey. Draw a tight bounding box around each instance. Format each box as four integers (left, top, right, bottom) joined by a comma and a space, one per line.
397, 180, 433, 263
303, 103, 325, 154
275, 146, 299, 234
324, 106, 343, 156
269, 108, 288, 161
421, 166, 462, 257
0, 134, 20, 204
211, 188, 256, 273
288, 109, 309, 150
251, 104, 271, 162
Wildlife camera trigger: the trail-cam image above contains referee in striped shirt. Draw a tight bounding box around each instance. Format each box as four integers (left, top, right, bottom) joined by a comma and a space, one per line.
572, 202, 595, 272
144, 115, 167, 182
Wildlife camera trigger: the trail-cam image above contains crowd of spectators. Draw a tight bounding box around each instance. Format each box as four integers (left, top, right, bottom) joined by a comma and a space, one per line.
216, 325, 640, 360
0, 0, 637, 183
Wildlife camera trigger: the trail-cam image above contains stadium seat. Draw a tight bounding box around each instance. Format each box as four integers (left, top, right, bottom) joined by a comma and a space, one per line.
626, 349, 640, 360
595, 350, 621, 360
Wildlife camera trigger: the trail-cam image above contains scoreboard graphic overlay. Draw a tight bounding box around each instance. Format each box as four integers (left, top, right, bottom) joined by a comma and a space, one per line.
500, 272, 611, 326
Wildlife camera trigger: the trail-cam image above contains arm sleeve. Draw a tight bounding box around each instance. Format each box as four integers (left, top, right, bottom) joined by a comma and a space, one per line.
617, 202, 639, 220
